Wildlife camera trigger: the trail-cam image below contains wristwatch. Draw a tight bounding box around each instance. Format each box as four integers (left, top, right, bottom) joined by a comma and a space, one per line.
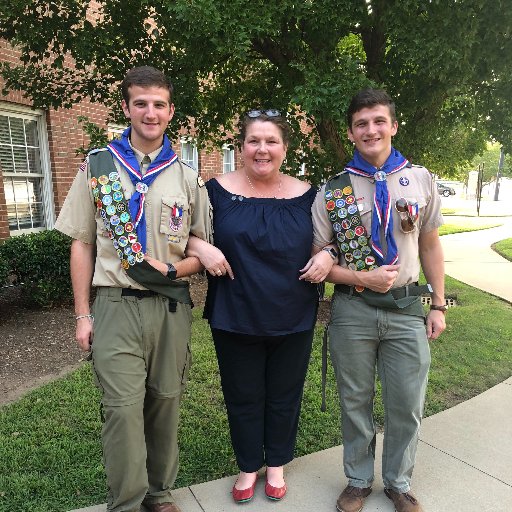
166, 263, 177, 280
430, 304, 447, 314
322, 247, 338, 260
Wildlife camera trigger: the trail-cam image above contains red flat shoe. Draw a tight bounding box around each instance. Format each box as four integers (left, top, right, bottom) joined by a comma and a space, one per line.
265, 480, 287, 501
232, 475, 258, 504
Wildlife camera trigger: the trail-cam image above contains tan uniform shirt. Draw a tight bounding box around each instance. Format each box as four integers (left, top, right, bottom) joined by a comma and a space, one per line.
55, 146, 211, 289
312, 165, 443, 288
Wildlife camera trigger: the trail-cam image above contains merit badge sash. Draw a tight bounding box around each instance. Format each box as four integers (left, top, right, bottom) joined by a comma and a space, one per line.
324, 172, 377, 287
87, 149, 191, 305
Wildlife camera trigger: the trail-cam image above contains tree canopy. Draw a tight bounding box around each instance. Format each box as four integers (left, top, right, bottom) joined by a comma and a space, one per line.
1, 0, 512, 184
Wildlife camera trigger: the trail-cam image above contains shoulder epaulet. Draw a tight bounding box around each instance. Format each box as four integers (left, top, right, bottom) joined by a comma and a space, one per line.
178, 157, 197, 172
88, 147, 109, 156
327, 170, 347, 182
411, 163, 423, 168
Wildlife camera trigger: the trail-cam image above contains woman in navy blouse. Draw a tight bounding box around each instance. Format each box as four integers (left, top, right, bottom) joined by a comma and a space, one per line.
187, 110, 336, 503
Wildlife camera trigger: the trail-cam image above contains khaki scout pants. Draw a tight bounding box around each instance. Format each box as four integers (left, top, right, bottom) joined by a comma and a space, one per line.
328, 292, 430, 493
91, 287, 192, 512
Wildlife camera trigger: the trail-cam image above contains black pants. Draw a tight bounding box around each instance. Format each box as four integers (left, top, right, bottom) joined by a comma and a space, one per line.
211, 328, 314, 472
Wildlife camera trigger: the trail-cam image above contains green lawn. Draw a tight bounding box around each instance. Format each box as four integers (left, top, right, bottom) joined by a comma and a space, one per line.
493, 238, 512, 262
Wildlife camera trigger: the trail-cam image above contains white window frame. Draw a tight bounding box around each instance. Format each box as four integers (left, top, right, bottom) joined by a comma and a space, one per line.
0, 102, 54, 235
222, 144, 235, 173
180, 137, 199, 170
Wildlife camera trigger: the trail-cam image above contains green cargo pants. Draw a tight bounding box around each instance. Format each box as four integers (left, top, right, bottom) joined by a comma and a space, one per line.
328, 291, 430, 493
91, 287, 192, 512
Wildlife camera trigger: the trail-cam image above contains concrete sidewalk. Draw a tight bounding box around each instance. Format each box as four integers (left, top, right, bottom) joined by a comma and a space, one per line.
73, 209, 512, 512
74, 378, 512, 512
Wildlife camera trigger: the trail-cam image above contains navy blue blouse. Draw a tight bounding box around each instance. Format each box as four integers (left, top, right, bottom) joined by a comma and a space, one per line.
204, 178, 318, 336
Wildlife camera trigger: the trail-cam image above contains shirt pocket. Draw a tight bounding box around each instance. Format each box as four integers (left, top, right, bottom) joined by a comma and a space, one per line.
160, 195, 190, 236
393, 195, 427, 234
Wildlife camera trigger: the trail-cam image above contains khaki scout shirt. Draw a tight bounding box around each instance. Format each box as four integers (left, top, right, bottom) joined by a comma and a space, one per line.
312, 164, 443, 288
55, 145, 211, 289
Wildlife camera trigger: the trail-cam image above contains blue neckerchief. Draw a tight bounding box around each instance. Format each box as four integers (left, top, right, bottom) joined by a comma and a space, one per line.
345, 148, 409, 265
107, 127, 178, 252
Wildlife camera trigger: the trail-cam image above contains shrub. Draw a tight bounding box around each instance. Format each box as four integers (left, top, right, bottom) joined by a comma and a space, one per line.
0, 229, 73, 307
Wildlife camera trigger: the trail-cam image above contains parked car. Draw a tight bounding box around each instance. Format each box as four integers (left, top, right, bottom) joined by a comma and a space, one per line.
437, 182, 456, 197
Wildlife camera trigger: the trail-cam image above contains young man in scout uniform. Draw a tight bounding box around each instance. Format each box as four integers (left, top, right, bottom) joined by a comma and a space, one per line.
56, 66, 211, 512
312, 88, 446, 512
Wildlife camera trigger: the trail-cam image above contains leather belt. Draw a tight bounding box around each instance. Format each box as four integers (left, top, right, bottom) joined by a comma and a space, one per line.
335, 282, 430, 299
121, 288, 159, 299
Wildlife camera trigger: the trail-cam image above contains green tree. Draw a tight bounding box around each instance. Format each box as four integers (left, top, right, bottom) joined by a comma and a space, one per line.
460, 142, 512, 184
1, 0, 512, 184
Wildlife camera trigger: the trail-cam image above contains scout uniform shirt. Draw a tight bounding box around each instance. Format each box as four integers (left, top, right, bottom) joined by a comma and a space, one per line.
55, 144, 211, 289
312, 164, 443, 288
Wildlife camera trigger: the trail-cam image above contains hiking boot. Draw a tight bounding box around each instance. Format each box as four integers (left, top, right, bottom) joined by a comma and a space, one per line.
384, 488, 424, 512
336, 485, 372, 512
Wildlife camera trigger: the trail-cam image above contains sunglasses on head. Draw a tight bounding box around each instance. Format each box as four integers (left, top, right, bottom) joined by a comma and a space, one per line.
395, 198, 419, 233
246, 109, 282, 118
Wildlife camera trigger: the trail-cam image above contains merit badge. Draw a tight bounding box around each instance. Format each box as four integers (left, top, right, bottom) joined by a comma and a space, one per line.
93, 188, 100, 199
120, 212, 130, 223
102, 195, 113, 206
340, 242, 350, 252
98, 175, 109, 186
345, 253, 354, 263
356, 260, 365, 270
124, 222, 134, 233
116, 202, 126, 213
329, 211, 338, 221
135, 182, 149, 194
348, 204, 358, 215
135, 252, 144, 262
118, 236, 128, 248
365, 255, 376, 266
127, 254, 136, 266
335, 198, 346, 208
353, 249, 362, 259
99, 208, 106, 218
358, 235, 368, 246
337, 208, 348, 219
124, 246, 132, 256
362, 246, 371, 256
333, 189, 343, 198
351, 216, 361, 226
399, 176, 410, 186
109, 215, 120, 226
113, 240, 119, 249
342, 186, 352, 195
345, 195, 355, 205
117, 249, 123, 259
121, 259, 130, 270
112, 181, 122, 192
109, 171, 119, 182
170, 203, 184, 232
326, 200, 335, 211
341, 219, 351, 230
100, 184, 111, 195
324, 190, 333, 200
349, 240, 359, 249
106, 205, 116, 216
113, 191, 124, 202
348, 262, 357, 271
336, 232, 346, 242
90, 177, 98, 189
131, 242, 142, 253
128, 233, 137, 244
346, 229, 355, 240
115, 225, 124, 236
355, 226, 366, 236
333, 222, 341, 232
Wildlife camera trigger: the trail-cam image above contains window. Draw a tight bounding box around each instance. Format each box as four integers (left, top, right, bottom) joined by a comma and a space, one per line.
223, 145, 235, 173
180, 138, 198, 170
0, 105, 53, 234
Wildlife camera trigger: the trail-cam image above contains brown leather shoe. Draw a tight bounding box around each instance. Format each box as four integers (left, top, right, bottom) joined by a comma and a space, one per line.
146, 503, 182, 512
336, 485, 372, 512
384, 488, 424, 512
